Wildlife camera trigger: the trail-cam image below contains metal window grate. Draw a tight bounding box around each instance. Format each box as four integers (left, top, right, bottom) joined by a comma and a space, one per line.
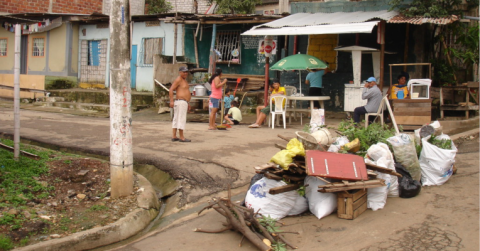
215, 31, 241, 64
0, 39, 6, 56
33, 38, 44, 57
140, 37, 163, 66
88, 40, 101, 66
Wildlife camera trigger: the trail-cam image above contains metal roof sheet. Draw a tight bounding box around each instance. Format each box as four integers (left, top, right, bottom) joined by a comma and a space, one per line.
241, 21, 379, 36
257, 10, 399, 28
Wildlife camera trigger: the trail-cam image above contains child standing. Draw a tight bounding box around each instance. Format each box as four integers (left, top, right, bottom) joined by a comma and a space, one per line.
223, 89, 234, 116
225, 101, 242, 125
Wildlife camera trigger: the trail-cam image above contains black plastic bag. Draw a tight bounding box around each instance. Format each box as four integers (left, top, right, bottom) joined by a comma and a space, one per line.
395, 163, 422, 198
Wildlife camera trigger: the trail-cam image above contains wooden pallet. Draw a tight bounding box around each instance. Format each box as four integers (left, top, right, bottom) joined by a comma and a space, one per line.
337, 189, 368, 220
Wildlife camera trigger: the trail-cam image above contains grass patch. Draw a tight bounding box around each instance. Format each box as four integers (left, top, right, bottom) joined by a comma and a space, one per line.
0, 139, 53, 207
87, 205, 109, 211
0, 234, 13, 251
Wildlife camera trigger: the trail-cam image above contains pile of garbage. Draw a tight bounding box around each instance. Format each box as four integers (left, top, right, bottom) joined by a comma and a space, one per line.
245, 120, 457, 222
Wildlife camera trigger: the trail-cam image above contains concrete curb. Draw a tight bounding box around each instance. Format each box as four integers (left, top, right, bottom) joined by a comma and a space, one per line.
14, 174, 159, 251
450, 127, 480, 141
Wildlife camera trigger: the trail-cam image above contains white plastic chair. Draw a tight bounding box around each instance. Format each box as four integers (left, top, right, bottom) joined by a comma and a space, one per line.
284, 86, 298, 123
365, 95, 388, 128
269, 95, 287, 129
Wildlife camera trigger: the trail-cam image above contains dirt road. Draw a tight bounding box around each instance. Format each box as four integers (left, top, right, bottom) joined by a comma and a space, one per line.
111, 136, 479, 251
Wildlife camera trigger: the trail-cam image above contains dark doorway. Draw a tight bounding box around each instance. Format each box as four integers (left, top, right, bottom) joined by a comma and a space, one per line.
20, 35, 28, 74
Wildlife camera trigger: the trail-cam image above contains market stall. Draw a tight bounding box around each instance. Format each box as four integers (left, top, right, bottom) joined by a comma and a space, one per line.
389, 63, 432, 130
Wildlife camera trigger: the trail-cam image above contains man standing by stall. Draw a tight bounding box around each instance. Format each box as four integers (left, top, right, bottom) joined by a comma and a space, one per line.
169, 66, 192, 142
305, 68, 329, 108
353, 77, 382, 125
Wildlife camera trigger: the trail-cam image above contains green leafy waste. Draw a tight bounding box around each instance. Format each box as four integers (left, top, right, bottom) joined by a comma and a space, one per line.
427, 134, 452, 150
337, 120, 398, 154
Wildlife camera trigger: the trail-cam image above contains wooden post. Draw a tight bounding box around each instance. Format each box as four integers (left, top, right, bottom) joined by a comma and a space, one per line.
208, 24, 217, 75
13, 24, 21, 160
264, 56, 269, 107
193, 30, 199, 68
173, 23, 177, 64
109, 0, 133, 198
403, 24, 410, 72
379, 21, 386, 91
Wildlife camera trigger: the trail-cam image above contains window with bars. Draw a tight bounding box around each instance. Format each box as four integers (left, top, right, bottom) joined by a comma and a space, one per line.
32, 37, 45, 57
88, 40, 101, 66
140, 37, 163, 66
0, 39, 6, 56
215, 31, 241, 64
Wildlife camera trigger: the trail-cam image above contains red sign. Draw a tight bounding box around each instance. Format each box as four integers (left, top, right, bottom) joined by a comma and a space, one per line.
265, 45, 272, 53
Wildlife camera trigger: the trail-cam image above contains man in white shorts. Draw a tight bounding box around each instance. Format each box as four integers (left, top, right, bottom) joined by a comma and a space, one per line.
169, 66, 192, 142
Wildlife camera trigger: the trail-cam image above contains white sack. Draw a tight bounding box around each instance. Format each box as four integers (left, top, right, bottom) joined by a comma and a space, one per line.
420, 135, 457, 186
305, 176, 337, 219
366, 143, 399, 197
365, 158, 388, 211
328, 136, 350, 153
288, 195, 308, 216
245, 178, 297, 220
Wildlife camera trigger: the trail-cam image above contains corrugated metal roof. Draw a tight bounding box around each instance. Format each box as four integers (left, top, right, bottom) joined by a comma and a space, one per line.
257, 10, 399, 28
388, 15, 459, 25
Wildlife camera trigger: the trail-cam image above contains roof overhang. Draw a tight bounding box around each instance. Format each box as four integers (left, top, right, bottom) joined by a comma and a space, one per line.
242, 21, 379, 36
241, 10, 398, 36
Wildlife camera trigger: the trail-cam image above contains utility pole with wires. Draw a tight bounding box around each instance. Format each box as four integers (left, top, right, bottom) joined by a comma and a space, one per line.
109, 0, 133, 198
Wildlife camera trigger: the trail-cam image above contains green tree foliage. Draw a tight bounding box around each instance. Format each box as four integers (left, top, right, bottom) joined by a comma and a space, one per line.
447, 24, 479, 66
209, 0, 260, 14
388, 0, 468, 17
146, 0, 173, 14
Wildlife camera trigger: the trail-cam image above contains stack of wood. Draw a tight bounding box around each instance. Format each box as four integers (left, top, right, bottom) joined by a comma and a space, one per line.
222, 74, 266, 91
254, 160, 307, 195
195, 189, 298, 251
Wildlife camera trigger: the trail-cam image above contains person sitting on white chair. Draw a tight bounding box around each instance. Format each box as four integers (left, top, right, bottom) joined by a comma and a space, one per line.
353, 77, 382, 125
249, 79, 285, 128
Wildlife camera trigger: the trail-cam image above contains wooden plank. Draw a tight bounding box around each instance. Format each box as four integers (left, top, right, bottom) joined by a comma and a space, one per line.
269, 184, 300, 194
365, 163, 403, 177
440, 105, 479, 111
337, 195, 346, 214
345, 197, 353, 216
0, 143, 41, 160
282, 175, 305, 182
353, 193, 367, 209
353, 201, 368, 219
395, 116, 431, 125
264, 172, 283, 180
352, 189, 367, 201
393, 111, 431, 116
391, 99, 432, 104
392, 102, 431, 108
393, 107, 431, 113
400, 125, 423, 131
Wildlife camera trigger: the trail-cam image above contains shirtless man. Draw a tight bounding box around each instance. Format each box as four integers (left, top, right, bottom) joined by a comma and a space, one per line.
169, 66, 192, 142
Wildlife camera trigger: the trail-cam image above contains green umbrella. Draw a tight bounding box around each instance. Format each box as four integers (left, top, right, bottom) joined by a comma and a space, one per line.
270, 54, 328, 71
270, 54, 328, 95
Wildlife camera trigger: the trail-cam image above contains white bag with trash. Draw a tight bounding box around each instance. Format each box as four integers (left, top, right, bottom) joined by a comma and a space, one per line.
304, 176, 337, 219
328, 136, 350, 153
420, 135, 457, 186
310, 109, 325, 133
366, 143, 399, 197
244, 178, 299, 220
387, 134, 422, 181
288, 195, 308, 216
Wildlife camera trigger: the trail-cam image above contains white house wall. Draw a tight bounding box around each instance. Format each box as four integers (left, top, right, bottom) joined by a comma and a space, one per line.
132, 21, 184, 92
78, 25, 110, 87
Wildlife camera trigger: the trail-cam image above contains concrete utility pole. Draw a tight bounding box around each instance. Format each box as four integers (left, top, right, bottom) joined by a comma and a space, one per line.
13, 24, 21, 160
109, 0, 133, 198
